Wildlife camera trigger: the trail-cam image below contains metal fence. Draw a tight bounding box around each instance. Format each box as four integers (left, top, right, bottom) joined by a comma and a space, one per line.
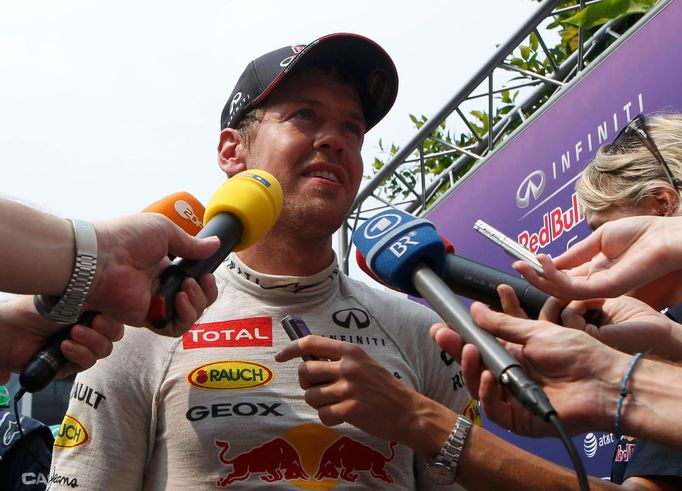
339, 0, 641, 273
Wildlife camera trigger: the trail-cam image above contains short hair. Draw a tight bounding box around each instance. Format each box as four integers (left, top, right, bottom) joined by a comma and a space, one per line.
576, 112, 682, 215
236, 106, 265, 148
235, 66, 363, 148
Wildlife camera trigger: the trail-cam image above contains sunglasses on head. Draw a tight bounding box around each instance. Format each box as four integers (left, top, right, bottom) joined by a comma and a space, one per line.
605, 114, 681, 190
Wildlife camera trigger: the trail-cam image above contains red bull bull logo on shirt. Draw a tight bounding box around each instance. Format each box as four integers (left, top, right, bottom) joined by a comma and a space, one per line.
214, 423, 397, 489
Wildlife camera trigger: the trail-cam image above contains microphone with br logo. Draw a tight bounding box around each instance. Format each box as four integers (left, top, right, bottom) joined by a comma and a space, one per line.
352, 208, 556, 422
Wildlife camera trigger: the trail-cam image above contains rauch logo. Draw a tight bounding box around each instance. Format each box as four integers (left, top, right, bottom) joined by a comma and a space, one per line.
187, 361, 274, 390
54, 414, 89, 448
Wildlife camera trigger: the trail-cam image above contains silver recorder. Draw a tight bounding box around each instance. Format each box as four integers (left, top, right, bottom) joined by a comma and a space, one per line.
473, 219, 544, 275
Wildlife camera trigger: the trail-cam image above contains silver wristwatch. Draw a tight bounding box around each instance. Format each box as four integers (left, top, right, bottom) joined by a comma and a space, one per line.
425, 415, 472, 485
34, 219, 98, 324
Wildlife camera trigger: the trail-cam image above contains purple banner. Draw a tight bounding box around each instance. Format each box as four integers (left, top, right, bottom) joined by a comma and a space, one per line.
425, 0, 681, 479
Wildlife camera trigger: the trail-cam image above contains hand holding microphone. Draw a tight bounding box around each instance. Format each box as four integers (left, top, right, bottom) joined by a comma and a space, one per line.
19, 170, 282, 393
18, 192, 216, 392
147, 170, 283, 329
353, 209, 556, 421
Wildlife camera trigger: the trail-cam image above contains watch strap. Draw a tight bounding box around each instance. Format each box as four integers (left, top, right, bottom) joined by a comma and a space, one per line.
34, 219, 98, 324
426, 414, 472, 484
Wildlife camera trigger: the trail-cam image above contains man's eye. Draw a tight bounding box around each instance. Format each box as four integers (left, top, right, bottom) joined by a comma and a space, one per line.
343, 123, 361, 136
296, 109, 314, 120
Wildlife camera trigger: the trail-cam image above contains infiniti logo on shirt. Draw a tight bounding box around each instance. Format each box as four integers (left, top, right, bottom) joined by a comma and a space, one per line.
332, 309, 370, 329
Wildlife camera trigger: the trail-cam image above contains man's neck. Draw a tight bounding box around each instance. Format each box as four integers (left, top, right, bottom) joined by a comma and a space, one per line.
236, 233, 335, 276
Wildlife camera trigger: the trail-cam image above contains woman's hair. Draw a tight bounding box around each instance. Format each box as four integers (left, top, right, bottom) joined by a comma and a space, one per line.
576, 112, 682, 215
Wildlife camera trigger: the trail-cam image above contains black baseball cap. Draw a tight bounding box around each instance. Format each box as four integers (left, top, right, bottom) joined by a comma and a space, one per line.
220, 33, 398, 132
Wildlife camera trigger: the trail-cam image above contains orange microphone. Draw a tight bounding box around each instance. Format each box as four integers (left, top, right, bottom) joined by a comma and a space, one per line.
142, 192, 205, 237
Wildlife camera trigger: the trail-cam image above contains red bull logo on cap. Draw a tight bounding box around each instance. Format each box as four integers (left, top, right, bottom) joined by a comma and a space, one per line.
214, 423, 396, 489
187, 361, 274, 390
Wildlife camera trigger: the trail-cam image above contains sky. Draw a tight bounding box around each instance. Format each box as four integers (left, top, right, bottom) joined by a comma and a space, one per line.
1, 0, 541, 283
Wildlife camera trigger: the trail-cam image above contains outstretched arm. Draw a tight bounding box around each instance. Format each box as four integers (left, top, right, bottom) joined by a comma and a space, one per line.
514, 215, 682, 300
433, 302, 682, 450
0, 198, 219, 334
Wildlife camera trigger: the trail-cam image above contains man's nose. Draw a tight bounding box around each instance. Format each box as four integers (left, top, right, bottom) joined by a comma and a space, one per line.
313, 125, 345, 154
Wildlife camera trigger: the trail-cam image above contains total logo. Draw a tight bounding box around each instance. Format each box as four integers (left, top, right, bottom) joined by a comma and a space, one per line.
363, 213, 403, 240
583, 432, 615, 458
183, 317, 272, 349
54, 414, 89, 449
462, 399, 483, 426
187, 360, 274, 390
214, 423, 397, 489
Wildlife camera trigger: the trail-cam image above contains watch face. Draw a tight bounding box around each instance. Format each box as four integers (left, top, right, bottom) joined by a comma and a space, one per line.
426, 462, 456, 485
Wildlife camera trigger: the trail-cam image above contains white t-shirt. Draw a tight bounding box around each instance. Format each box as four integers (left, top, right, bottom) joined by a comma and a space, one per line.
49, 254, 473, 490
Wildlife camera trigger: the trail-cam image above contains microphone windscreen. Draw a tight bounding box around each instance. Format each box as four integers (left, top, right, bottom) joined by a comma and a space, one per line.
355, 248, 391, 287
353, 209, 446, 296
142, 192, 205, 237
205, 170, 283, 251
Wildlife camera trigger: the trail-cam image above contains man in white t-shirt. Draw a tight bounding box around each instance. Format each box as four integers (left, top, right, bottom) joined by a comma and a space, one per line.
48, 33, 476, 490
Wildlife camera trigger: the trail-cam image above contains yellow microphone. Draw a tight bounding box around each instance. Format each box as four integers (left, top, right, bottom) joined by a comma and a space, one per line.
147, 170, 283, 328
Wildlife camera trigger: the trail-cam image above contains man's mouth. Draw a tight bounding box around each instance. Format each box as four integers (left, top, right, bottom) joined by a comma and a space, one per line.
304, 170, 340, 183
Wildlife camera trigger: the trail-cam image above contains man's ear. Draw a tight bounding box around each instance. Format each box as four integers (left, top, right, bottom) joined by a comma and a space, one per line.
653, 187, 680, 216
217, 128, 247, 176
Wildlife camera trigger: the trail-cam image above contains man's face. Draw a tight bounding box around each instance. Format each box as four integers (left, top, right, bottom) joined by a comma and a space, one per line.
236, 70, 366, 236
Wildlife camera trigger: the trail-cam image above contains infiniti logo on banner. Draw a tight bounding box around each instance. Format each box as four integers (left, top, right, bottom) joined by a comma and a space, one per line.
332, 309, 370, 329
516, 170, 546, 208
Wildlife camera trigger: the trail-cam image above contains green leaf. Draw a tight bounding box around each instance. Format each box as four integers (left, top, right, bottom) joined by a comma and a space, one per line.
520, 45, 530, 60
529, 31, 539, 51
561, 0, 654, 30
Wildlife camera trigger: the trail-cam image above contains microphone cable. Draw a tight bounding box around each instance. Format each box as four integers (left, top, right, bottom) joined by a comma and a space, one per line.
12, 387, 52, 472
548, 412, 590, 491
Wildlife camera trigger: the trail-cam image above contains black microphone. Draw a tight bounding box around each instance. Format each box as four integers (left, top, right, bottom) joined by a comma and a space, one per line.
357, 246, 549, 319
442, 254, 549, 318
19, 311, 98, 393
353, 208, 556, 420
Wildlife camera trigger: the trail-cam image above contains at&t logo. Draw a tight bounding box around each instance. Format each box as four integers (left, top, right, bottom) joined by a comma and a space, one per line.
583, 432, 615, 458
